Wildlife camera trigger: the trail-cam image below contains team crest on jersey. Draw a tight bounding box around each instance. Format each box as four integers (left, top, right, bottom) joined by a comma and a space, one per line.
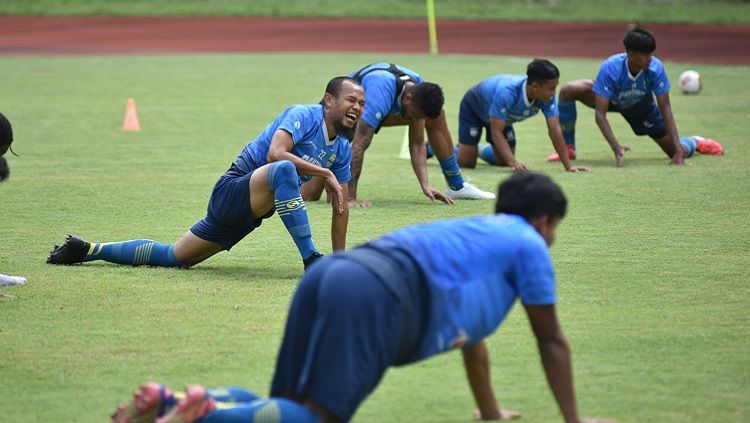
326, 153, 336, 167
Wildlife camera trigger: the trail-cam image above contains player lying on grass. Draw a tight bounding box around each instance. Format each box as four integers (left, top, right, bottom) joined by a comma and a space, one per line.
547, 24, 723, 165
113, 172, 614, 423
454, 59, 588, 173
48, 77, 365, 270
301, 62, 496, 208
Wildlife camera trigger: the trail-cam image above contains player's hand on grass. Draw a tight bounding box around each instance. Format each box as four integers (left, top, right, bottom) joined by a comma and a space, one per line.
473, 407, 521, 420
567, 165, 590, 172
613, 145, 631, 166
348, 198, 372, 208
578, 418, 616, 423
423, 186, 454, 205
669, 151, 685, 165
510, 161, 528, 172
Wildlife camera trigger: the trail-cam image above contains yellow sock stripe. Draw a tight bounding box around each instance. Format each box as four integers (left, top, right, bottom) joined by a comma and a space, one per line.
275, 197, 306, 216
253, 401, 281, 423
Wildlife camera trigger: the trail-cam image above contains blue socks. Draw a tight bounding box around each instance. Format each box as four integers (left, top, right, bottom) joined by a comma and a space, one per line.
479, 145, 497, 165
558, 99, 577, 148
267, 161, 317, 260
84, 240, 182, 267
680, 136, 697, 157
199, 398, 320, 423
437, 155, 464, 190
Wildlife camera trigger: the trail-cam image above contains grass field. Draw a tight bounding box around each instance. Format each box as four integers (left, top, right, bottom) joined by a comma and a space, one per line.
1, 0, 750, 24
0, 52, 748, 422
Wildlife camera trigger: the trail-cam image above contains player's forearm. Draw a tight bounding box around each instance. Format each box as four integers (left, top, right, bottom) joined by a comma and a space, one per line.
594, 112, 620, 150
348, 129, 374, 200
462, 342, 500, 419
331, 208, 348, 251
537, 335, 579, 423
270, 151, 332, 179
409, 142, 431, 190
549, 127, 573, 171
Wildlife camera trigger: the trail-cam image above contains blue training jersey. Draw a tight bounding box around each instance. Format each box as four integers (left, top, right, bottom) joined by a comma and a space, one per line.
593, 53, 671, 109
369, 214, 557, 363
349, 63, 423, 129
473, 74, 559, 125
232, 104, 352, 185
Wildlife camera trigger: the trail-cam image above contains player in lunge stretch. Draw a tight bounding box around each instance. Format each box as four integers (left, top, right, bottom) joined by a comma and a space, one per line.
113, 173, 614, 423
455, 59, 588, 173
47, 77, 364, 270
302, 63, 495, 208
547, 24, 723, 165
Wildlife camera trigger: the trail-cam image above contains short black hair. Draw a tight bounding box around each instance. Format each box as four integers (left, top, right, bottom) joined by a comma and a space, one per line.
325, 76, 361, 98
495, 172, 567, 221
527, 58, 560, 85
623, 24, 656, 54
411, 82, 444, 119
0, 113, 12, 147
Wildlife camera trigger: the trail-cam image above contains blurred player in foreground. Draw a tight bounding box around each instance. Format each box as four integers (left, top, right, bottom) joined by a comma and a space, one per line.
0, 112, 27, 287
547, 25, 723, 165
455, 59, 588, 173
302, 62, 495, 208
113, 172, 614, 423
48, 77, 364, 270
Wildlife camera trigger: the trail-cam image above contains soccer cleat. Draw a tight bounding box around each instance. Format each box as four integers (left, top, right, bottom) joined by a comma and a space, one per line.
46, 235, 90, 265
546, 145, 577, 162
112, 382, 174, 423
444, 182, 496, 200
156, 385, 216, 423
694, 136, 724, 155
303, 252, 324, 270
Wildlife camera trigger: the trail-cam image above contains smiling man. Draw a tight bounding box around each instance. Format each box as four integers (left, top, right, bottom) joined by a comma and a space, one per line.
302, 63, 496, 208
548, 25, 724, 165
456, 59, 588, 173
48, 77, 364, 270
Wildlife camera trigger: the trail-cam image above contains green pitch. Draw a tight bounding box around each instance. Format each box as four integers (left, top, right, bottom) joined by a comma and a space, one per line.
0, 53, 748, 422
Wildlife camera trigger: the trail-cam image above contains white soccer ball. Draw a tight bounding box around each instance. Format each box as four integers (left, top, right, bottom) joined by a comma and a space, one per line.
678, 70, 702, 94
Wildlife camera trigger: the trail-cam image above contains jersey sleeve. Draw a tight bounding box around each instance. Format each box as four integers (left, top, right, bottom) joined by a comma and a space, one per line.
514, 236, 557, 306
330, 140, 352, 184
650, 60, 671, 96
592, 61, 616, 100
541, 96, 559, 118
361, 76, 397, 129
277, 106, 316, 145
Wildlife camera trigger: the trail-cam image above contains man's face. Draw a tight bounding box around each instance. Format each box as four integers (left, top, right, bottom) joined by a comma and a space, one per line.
533, 215, 561, 247
328, 80, 365, 131
529, 78, 559, 102
627, 51, 652, 72
400, 93, 426, 121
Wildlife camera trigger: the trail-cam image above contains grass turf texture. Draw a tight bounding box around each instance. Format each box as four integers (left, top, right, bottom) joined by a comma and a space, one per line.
0, 53, 748, 422
1, 0, 750, 24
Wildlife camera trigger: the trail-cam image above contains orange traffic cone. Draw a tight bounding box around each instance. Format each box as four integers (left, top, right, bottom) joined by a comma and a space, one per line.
122, 98, 140, 131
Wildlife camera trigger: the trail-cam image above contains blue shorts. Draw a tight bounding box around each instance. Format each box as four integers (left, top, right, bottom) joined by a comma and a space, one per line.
458, 89, 516, 147
613, 96, 667, 139
190, 168, 274, 250
270, 249, 428, 422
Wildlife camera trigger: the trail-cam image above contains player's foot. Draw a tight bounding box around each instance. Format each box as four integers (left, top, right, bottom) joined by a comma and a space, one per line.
546, 145, 577, 162
303, 252, 324, 270
156, 385, 215, 423
112, 382, 174, 423
694, 136, 724, 155
46, 235, 90, 265
0, 273, 27, 286
444, 182, 496, 200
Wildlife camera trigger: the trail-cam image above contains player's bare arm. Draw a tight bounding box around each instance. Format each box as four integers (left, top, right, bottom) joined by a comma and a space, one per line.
655, 92, 685, 165
408, 119, 454, 204
490, 117, 527, 171
347, 121, 375, 207
462, 341, 521, 421
330, 183, 349, 251
546, 116, 589, 172
594, 95, 630, 166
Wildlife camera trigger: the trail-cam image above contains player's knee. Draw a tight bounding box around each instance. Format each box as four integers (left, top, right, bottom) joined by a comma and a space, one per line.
559, 80, 591, 101
268, 160, 299, 187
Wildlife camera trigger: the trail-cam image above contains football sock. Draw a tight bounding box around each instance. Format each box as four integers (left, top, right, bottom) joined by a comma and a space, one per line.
680, 136, 697, 157
199, 398, 320, 423
558, 99, 577, 148
479, 145, 497, 165
438, 155, 464, 190
425, 144, 434, 159
207, 387, 261, 404
84, 240, 182, 267
267, 161, 317, 260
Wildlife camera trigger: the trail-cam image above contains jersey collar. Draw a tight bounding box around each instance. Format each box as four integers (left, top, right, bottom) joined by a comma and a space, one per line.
522, 79, 533, 107
321, 118, 336, 146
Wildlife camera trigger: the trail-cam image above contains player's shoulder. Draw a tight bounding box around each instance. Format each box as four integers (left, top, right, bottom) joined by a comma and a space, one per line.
648, 55, 666, 73
600, 53, 626, 69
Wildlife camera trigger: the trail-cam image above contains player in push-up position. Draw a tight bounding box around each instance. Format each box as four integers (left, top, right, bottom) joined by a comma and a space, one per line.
546, 25, 723, 165
47, 77, 365, 270
456, 59, 588, 173
302, 63, 495, 208
0, 112, 28, 287
113, 172, 614, 423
